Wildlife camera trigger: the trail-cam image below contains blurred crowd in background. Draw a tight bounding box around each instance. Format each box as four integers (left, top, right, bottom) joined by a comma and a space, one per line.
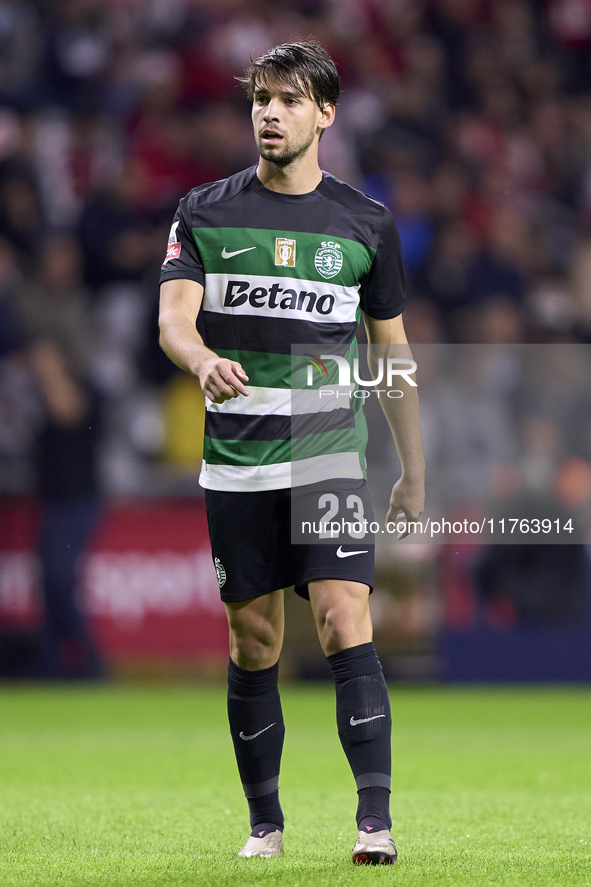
2, 0, 591, 495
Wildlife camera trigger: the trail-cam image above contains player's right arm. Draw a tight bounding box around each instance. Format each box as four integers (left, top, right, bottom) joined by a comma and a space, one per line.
158, 278, 249, 404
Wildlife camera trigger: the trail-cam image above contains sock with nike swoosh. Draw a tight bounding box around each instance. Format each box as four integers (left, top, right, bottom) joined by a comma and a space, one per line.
227, 658, 285, 833
327, 643, 392, 830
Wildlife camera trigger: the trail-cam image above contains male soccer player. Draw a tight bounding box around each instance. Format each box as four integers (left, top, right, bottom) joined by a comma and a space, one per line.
158, 41, 425, 865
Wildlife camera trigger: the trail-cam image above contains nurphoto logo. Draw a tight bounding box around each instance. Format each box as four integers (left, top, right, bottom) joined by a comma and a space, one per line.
305, 354, 417, 388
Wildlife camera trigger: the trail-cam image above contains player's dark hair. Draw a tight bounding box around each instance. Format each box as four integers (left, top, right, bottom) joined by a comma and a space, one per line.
238, 40, 340, 111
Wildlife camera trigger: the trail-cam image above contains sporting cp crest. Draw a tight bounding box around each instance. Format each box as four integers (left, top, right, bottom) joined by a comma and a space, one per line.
275, 237, 296, 267
314, 241, 343, 279
214, 557, 226, 588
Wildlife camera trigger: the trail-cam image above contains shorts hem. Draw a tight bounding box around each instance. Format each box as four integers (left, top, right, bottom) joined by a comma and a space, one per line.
220, 578, 294, 604
295, 568, 374, 601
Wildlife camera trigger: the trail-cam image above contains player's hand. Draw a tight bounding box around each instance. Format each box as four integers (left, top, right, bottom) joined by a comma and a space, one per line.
197, 356, 250, 403
386, 474, 425, 540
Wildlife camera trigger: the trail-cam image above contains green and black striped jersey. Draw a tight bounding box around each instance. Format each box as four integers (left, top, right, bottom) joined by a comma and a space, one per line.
160, 165, 405, 492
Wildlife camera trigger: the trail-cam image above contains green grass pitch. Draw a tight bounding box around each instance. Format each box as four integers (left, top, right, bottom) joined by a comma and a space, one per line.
0, 685, 590, 886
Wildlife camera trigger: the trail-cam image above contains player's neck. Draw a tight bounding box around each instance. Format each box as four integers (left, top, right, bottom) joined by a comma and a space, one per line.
256, 154, 322, 195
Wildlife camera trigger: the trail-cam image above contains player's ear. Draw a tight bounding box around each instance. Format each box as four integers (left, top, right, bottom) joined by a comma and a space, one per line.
318, 102, 336, 133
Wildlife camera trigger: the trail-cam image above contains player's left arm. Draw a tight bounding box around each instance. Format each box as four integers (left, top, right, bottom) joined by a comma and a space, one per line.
364, 312, 425, 538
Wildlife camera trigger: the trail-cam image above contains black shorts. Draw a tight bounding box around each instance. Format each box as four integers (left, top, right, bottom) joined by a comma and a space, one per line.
205, 483, 375, 603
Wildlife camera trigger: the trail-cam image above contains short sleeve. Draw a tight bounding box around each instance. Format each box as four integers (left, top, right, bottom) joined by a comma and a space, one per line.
159, 193, 204, 286
359, 207, 405, 319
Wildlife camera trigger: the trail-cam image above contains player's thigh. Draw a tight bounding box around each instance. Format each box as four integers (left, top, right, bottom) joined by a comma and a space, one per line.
225, 588, 285, 669
205, 488, 294, 602
308, 578, 373, 655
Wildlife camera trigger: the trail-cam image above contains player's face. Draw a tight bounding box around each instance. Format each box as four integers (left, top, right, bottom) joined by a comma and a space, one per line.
252, 80, 329, 167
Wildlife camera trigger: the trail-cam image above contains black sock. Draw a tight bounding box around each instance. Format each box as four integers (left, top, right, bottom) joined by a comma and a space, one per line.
227, 658, 285, 831
327, 643, 392, 830
357, 788, 392, 832
249, 821, 281, 838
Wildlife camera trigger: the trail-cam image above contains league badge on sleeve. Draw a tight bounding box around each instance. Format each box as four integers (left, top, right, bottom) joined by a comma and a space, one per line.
164, 221, 181, 263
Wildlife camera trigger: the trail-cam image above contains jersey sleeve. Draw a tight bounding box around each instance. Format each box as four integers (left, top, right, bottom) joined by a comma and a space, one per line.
359, 207, 406, 319
159, 193, 205, 286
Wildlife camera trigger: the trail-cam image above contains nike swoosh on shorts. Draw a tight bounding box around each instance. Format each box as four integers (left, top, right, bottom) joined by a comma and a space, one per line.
336, 546, 368, 558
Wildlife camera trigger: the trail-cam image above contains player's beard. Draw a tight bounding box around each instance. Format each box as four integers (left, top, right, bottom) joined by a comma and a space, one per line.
256, 123, 317, 168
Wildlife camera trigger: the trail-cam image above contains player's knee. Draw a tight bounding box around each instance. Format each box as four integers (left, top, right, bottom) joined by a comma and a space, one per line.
318, 606, 361, 655
228, 620, 281, 669
230, 636, 279, 670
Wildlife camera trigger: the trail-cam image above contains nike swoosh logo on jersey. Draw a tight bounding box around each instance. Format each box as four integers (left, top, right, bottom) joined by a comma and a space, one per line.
239, 722, 276, 741
336, 546, 368, 558
350, 715, 386, 726
222, 246, 257, 258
